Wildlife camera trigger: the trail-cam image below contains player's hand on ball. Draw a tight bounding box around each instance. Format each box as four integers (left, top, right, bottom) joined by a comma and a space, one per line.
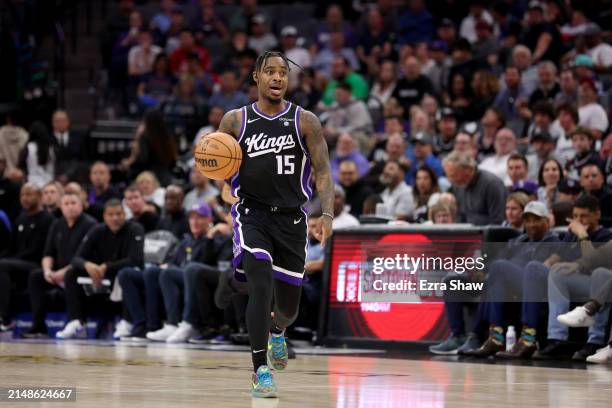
316, 216, 333, 248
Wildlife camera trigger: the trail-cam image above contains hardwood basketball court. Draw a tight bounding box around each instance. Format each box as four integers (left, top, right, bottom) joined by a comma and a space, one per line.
1, 340, 611, 407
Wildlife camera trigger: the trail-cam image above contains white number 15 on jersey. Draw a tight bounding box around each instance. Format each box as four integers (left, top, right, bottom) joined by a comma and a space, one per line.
276, 155, 295, 175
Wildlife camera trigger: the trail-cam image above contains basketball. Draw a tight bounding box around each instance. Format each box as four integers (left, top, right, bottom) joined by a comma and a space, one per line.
194, 132, 242, 180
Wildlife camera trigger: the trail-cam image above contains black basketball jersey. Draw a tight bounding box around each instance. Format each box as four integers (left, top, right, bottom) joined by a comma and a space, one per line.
230, 102, 313, 208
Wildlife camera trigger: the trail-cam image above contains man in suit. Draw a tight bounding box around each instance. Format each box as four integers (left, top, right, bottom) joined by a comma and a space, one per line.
52, 110, 87, 183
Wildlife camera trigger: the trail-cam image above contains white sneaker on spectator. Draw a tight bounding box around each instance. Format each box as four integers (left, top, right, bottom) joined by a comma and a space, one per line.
113, 319, 133, 340
166, 321, 196, 343
146, 324, 178, 342
586, 345, 612, 364
56, 320, 86, 339
557, 306, 595, 327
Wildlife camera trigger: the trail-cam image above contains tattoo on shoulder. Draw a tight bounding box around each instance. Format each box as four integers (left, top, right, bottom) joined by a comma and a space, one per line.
300, 109, 322, 136
218, 109, 243, 138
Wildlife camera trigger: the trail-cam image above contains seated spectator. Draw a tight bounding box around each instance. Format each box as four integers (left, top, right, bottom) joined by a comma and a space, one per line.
279, 26, 312, 93
452, 131, 477, 159
314, 4, 356, 50
0, 184, 53, 331
522, 2, 562, 65
150, 0, 174, 36
443, 73, 472, 123
147, 203, 231, 342
507, 153, 531, 188
183, 168, 219, 211
330, 133, 370, 183
528, 62, 560, 109
207, 70, 249, 113
356, 8, 393, 76
380, 160, 414, 221
323, 83, 373, 147
0, 109, 27, 179
362, 194, 383, 216
128, 30, 162, 79
313, 31, 359, 79
169, 29, 210, 75
320, 57, 369, 107
136, 171, 166, 209
507, 45, 538, 95
247, 14, 277, 55
301, 216, 325, 329
122, 109, 178, 186
370, 59, 397, 105
502, 192, 529, 230
18, 122, 55, 188
525, 101, 561, 144
554, 69, 578, 108
537, 158, 564, 209
397, 0, 434, 44
163, 9, 186, 55
553, 102, 579, 166
469, 70, 500, 122
158, 185, 189, 238
366, 133, 410, 192
466, 201, 560, 358
331, 185, 359, 229
56, 200, 145, 339
137, 53, 176, 109
581, 23, 612, 71
472, 20, 497, 58
412, 166, 441, 223
577, 79, 609, 140
42, 181, 63, 217
428, 200, 458, 224
444, 151, 506, 225
337, 160, 373, 218
579, 163, 612, 228
565, 127, 601, 182
194, 106, 225, 147
162, 75, 206, 145
424, 40, 451, 94
536, 195, 612, 360
124, 185, 160, 233
432, 107, 458, 159
392, 56, 434, 118
87, 161, 121, 222
23, 192, 97, 338
407, 132, 443, 185
51, 110, 87, 183
479, 128, 517, 187
526, 131, 556, 181
475, 107, 506, 159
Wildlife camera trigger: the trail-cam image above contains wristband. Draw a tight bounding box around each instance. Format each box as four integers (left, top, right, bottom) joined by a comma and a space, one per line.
322, 212, 334, 220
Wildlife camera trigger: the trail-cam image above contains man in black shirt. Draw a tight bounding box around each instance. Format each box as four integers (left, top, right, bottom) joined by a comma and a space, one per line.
392, 55, 434, 118
23, 192, 97, 338
56, 199, 144, 339
579, 163, 612, 228
157, 184, 189, 238
0, 183, 53, 331
338, 160, 373, 217
87, 161, 121, 221
124, 185, 160, 233
0, 157, 20, 223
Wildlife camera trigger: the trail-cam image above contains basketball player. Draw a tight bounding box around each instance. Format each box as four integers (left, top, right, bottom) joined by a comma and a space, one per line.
216, 51, 334, 398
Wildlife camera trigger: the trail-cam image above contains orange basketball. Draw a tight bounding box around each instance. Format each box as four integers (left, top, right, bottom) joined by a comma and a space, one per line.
194, 132, 243, 180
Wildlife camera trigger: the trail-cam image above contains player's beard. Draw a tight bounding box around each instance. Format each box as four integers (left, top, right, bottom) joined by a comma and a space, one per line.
265, 92, 284, 105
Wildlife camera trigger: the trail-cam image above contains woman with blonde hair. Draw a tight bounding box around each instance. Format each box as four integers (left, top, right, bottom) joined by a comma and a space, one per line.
136, 171, 165, 209
503, 192, 529, 231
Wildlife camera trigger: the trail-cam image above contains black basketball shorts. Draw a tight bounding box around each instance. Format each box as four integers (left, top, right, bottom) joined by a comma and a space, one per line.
231, 199, 308, 286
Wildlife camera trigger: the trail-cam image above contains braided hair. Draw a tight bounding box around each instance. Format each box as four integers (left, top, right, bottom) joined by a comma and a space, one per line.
254, 50, 303, 73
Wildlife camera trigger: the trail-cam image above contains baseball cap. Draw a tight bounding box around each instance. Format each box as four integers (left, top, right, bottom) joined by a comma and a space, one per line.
581, 23, 602, 36
513, 180, 538, 196
579, 78, 597, 93
281, 25, 298, 37
527, 1, 544, 11
252, 14, 266, 25
430, 40, 448, 53
439, 18, 454, 28
334, 184, 345, 198
573, 54, 594, 69
436, 107, 456, 121
412, 132, 433, 145
189, 202, 212, 217
522, 200, 549, 218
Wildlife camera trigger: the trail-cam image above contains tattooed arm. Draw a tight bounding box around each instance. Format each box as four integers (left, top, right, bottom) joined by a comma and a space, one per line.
300, 109, 334, 247
217, 108, 243, 138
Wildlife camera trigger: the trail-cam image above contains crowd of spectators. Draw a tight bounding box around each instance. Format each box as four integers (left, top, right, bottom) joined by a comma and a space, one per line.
1, 0, 612, 362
